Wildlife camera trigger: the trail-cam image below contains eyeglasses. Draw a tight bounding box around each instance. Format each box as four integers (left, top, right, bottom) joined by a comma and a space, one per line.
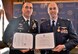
25, 6, 33, 9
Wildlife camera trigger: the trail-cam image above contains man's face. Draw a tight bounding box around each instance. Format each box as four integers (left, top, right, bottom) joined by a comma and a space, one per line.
48, 2, 58, 19
22, 2, 33, 18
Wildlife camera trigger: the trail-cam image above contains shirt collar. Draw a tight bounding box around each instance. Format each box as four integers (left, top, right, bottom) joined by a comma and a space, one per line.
22, 15, 30, 22
50, 17, 58, 26
22, 15, 30, 25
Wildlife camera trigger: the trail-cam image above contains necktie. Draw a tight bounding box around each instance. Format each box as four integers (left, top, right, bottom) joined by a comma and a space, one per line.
26, 20, 29, 26
27, 20, 29, 25
52, 20, 55, 32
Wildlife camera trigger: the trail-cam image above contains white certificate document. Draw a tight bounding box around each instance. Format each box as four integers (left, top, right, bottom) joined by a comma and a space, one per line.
35, 32, 55, 49
12, 33, 33, 49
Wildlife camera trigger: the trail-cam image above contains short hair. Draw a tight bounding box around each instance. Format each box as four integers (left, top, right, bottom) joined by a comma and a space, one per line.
22, 2, 32, 6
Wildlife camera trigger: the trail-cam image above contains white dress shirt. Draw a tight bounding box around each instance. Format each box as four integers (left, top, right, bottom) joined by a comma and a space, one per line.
50, 18, 57, 26
22, 15, 30, 26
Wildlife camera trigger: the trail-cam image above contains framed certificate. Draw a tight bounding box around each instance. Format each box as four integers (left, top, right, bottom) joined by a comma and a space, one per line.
12, 32, 55, 49
35, 33, 55, 49
12, 33, 33, 49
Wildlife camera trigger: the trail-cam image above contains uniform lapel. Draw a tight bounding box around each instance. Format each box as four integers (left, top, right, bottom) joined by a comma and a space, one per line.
55, 18, 61, 33
30, 18, 33, 29
17, 16, 31, 32
46, 20, 52, 32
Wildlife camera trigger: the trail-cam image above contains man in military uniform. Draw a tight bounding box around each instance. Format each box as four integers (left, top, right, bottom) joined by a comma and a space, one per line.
40, 2, 78, 54
3, 2, 38, 54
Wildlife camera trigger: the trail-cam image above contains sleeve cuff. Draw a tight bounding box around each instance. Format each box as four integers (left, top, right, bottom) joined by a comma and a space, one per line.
63, 45, 66, 51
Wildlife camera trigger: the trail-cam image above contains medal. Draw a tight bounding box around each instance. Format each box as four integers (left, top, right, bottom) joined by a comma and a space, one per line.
57, 27, 60, 32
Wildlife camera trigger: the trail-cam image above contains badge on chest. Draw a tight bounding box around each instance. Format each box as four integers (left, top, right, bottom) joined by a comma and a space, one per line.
57, 26, 68, 33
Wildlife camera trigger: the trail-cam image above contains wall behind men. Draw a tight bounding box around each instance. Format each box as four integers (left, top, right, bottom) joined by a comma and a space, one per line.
13, 2, 78, 34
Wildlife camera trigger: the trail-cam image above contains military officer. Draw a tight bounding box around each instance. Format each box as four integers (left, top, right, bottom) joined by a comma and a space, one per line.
40, 2, 78, 54
3, 2, 38, 54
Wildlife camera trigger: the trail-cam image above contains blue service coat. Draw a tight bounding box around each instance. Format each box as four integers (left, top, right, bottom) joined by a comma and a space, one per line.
40, 18, 78, 54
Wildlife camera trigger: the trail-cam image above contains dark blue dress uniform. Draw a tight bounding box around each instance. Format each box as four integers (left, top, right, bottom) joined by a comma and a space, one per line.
40, 18, 78, 54
3, 16, 38, 54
